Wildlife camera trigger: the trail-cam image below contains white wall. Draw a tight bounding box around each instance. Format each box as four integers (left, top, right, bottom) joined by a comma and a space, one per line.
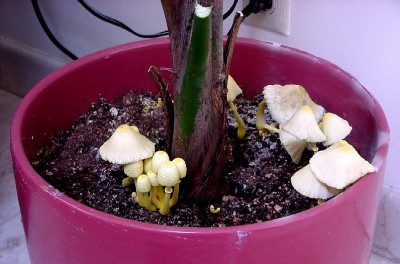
2, 0, 398, 190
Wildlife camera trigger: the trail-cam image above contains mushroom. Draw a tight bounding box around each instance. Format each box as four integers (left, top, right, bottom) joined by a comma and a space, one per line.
319, 112, 352, 146
151, 150, 170, 173
135, 174, 155, 211
143, 157, 153, 173
227, 75, 246, 139
147, 169, 163, 209
309, 140, 375, 189
170, 158, 187, 206
256, 99, 280, 135
263, 84, 325, 124
99, 124, 155, 164
157, 161, 180, 215
279, 130, 307, 164
281, 105, 326, 143
291, 164, 341, 199
122, 160, 144, 187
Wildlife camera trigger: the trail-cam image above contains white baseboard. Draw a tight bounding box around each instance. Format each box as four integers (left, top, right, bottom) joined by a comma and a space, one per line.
0, 37, 68, 97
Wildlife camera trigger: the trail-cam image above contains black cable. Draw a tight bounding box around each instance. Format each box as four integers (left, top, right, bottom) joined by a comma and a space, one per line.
77, 0, 168, 38
223, 0, 239, 20
32, 1, 241, 60
242, 0, 273, 18
31, 0, 78, 60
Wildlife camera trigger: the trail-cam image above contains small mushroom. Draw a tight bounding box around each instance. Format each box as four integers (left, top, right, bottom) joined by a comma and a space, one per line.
143, 157, 153, 173
279, 130, 307, 164
99, 124, 155, 164
256, 99, 279, 135
157, 161, 180, 215
319, 112, 352, 146
227, 75, 246, 139
263, 84, 325, 124
147, 170, 163, 209
281, 105, 326, 143
122, 160, 144, 187
291, 164, 341, 199
170, 158, 187, 206
151, 150, 170, 173
135, 174, 155, 211
309, 140, 375, 189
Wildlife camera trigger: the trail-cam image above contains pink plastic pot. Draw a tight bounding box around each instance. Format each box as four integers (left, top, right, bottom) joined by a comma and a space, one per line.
11, 38, 389, 264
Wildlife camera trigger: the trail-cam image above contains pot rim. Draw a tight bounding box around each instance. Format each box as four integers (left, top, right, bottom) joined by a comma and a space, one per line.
10, 37, 390, 234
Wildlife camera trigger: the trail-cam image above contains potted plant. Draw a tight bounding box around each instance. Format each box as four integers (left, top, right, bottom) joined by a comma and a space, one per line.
11, 2, 389, 264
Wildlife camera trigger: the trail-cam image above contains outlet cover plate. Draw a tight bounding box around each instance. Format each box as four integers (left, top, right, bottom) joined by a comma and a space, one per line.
243, 0, 291, 35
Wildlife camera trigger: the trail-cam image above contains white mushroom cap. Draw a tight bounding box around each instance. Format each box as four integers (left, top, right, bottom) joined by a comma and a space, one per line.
99, 124, 155, 164
310, 140, 375, 189
143, 157, 152, 173
172, 158, 187, 179
319, 112, 352, 146
291, 164, 342, 199
157, 161, 180, 187
263, 84, 325, 124
279, 130, 307, 164
147, 170, 159, 187
151, 151, 170, 173
227, 75, 243, 102
281, 105, 326, 143
136, 174, 151, 193
123, 160, 144, 178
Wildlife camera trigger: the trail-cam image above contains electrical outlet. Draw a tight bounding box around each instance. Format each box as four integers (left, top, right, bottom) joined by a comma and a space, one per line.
243, 0, 291, 36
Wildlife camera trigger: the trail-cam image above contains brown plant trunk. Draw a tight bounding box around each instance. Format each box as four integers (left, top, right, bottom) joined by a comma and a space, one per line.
161, 0, 227, 202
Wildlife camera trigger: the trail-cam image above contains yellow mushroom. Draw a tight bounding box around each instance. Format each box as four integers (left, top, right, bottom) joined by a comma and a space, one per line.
309, 140, 375, 189
319, 112, 352, 146
157, 161, 180, 215
147, 169, 163, 209
281, 105, 326, 143
135, 174, 155, 211
291, 164, 341, 199
143, 157, 153, 173
227, 75, 246, 139
263, 84, 325, 124
256, 99, 280, 135
99, 124, 155, 164
170, 158, 187, 207
151, 150, 170, 173
123, 160, 144, 186
279, 130, 307, 164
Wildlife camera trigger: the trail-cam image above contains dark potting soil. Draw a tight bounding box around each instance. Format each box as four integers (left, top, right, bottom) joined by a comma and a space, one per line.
33, 91, 318, 227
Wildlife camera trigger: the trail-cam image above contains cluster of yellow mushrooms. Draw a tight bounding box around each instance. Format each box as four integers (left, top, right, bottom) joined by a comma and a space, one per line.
227, 78, 375, 200
98, 78, 376, 215
98, 124, 186, 215
256, 84, 375, 200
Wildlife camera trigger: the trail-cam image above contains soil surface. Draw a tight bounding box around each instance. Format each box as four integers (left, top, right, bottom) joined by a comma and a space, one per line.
33, 91, 318, 227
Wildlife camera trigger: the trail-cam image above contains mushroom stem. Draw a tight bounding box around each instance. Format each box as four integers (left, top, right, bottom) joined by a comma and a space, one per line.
228, 101, 246, 139
137, 192, 146, 208
256, 99, 279, 134
143, 193, 157, 211
150, 186, 163, 209
169, 183, 180, 207
160, 186, 173, 215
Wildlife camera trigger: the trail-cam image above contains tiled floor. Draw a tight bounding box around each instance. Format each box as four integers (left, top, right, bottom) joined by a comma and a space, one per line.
0, 88, 397, 264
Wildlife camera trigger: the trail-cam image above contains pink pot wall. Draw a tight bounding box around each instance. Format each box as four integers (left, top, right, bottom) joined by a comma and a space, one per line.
11, 38, 389, 264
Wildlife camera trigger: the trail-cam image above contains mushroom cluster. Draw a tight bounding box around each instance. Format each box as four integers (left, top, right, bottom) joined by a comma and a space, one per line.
257, 84, 375, 200
99, 124, 186, 215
